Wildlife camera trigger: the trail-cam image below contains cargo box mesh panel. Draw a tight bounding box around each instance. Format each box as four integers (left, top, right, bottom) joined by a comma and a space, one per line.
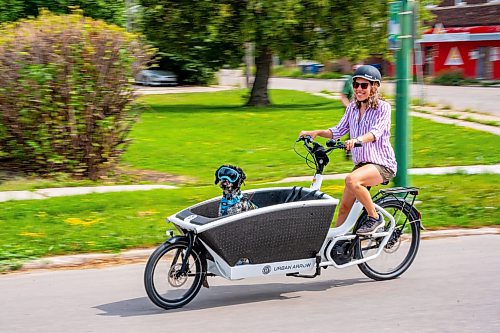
199, 204, 334, 266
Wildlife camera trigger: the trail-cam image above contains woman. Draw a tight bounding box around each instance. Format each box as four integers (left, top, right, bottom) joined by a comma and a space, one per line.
299, 65, 397, 235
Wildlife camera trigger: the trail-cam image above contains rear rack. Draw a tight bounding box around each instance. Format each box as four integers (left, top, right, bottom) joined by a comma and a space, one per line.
372, 186, 422, 228
377, 186, 419, 196
373, 186, 419, 205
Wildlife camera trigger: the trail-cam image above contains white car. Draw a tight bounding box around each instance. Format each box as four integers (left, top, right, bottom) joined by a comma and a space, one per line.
135, 69, 178, 86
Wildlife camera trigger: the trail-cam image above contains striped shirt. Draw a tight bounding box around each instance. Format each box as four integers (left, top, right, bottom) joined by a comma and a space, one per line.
329, 100, 397, 174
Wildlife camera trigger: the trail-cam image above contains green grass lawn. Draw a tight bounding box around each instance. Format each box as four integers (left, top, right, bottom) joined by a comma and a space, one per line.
2, 89, 498, 190
120, 90, 499, 185
1, 89, 498, 271
0, 173, 498, 271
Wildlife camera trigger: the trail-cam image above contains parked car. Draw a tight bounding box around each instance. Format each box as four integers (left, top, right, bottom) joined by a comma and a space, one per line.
135, 69, 177, 86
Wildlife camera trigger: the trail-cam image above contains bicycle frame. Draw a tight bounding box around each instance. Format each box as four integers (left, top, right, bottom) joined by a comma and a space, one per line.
304, 137, 400, 269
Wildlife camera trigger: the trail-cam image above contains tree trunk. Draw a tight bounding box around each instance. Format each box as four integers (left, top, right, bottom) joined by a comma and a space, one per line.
246, 45, 272, 106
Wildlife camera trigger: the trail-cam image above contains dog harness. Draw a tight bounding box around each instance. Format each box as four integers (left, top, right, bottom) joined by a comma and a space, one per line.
219, 193, 243, 216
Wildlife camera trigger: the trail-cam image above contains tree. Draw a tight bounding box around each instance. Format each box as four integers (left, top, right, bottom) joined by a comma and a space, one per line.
0, 0, 126, 26
139, 0, 243, 84
139, 0, 437, 106
244, 0, 438, 106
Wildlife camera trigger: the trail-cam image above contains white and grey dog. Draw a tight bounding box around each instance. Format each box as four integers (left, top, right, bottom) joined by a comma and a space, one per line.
214, 165, 257, 216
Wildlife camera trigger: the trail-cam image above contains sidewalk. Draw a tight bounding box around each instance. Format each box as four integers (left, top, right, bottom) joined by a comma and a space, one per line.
274, 164, 500, 183
0, 184, 176, 203
1, 164, 499, 203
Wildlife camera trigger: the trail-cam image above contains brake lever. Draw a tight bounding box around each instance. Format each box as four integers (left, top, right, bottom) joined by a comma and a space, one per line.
297, 135, 313, 143
297, 136, 314, 153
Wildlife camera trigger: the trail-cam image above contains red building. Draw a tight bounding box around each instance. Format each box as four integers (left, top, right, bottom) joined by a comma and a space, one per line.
417, 1, 500, 79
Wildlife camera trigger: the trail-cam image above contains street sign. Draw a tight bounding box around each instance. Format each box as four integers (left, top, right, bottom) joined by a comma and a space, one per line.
388, 1, 402, 50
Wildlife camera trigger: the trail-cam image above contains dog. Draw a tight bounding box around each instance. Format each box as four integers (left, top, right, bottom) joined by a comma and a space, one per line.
214, 164, 257, 216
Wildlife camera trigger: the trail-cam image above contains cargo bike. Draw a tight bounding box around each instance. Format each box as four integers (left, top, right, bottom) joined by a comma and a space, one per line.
144, 137, 422, 309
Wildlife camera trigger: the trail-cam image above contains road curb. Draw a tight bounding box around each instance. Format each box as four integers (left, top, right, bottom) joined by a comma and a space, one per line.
15, 227, 499, 272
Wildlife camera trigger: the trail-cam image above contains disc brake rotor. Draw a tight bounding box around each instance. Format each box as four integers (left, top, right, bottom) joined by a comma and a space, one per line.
168, 263, 188, 287
384, 228, 402, 253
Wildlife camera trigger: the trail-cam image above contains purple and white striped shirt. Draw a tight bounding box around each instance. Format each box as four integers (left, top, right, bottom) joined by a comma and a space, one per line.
329, 100, 397, 174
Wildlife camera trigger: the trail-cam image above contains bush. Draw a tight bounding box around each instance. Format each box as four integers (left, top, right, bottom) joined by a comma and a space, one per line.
431, 68, 465, 86
0, 11, 154, 180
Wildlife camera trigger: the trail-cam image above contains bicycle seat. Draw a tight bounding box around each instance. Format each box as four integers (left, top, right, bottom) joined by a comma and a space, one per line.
366, 181, 389, 191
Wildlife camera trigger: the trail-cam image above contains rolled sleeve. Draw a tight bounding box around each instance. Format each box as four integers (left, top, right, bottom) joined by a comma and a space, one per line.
329, 105, 351, 139
369, 103, 391, 141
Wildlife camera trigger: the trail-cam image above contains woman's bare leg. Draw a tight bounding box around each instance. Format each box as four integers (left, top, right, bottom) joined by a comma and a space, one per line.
344, 164, 383, 218
335, 185, 356, 227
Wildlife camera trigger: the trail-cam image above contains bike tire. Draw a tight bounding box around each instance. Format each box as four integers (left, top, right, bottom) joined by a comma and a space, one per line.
144, 239, 206, 309
356, 197, 420, 281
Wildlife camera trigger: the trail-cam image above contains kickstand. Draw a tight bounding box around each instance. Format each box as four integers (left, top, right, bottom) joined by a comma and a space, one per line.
202, 275, 209, 288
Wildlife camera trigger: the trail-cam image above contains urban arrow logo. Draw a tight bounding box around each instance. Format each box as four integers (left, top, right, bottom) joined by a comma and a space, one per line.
262, 265, 271, 275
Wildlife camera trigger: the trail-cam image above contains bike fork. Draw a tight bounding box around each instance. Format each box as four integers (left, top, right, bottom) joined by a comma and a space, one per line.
176, 232, 195, 277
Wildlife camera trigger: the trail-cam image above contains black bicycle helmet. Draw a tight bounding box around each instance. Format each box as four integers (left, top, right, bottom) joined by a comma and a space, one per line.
352, 65, 382, 85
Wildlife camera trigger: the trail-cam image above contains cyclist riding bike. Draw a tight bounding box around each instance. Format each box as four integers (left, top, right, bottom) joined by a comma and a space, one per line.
299, 65, 396, 235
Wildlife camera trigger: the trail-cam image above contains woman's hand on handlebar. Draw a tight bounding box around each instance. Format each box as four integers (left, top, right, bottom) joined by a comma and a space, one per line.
298, 130, 317, 140
298, 129, 333, 141
344, 138, 361, 151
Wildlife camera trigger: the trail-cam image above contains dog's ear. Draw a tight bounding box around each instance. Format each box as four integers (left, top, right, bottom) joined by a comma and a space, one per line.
214, 166, 222, 185
232, 165, 246, 187
237, 166, 246, 182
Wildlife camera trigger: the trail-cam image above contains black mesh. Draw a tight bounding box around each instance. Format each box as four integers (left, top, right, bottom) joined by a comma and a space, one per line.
175, 188, 337, 265
199, 204, 335, 266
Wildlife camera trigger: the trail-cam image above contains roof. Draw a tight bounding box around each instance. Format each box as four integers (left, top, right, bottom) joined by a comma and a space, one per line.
419, 25, 500, 43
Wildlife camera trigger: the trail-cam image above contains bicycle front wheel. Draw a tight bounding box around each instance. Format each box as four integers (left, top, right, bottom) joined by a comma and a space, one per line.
144, 240, 206, 309
356, 198, 420, 280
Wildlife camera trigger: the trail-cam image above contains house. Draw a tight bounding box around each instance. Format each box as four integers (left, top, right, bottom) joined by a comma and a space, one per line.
417, 0, 500, 79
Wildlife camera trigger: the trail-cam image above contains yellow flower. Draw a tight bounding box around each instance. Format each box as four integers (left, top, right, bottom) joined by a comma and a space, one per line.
36, 211, 48, 218
20, 232, 45, 238
137, 210, 159, 217
64, 217, 101, 227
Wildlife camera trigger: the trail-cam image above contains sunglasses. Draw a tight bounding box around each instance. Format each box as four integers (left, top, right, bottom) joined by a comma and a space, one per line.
352, 82, 370, 89
217, 166, 240, 183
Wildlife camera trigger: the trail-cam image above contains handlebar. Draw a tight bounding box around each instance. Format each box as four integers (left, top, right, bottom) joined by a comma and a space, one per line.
295, 136, 361, 174
296, 136, 361, 153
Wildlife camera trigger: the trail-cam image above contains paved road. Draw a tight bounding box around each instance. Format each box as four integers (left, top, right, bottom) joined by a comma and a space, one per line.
2, 235, 499, 332
135, 79, 500, 116
269, 78, 500, 117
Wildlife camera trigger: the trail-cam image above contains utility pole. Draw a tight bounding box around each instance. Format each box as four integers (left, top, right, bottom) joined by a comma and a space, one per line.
394, 0, 413, 187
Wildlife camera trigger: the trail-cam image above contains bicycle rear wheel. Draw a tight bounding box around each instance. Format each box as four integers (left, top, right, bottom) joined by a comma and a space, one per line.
144, 240, 206, 309
356, 198, 420, 280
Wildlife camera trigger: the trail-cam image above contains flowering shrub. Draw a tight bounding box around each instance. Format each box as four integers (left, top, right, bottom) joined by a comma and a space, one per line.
0, 11, 154, 179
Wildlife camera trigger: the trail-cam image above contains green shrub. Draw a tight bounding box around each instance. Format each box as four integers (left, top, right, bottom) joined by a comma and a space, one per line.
431, 68, 465, 86
0, 11, 154, 180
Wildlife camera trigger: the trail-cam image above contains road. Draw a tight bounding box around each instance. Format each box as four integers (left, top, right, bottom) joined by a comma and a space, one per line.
136, 79, 500, 117
268, 78, 500, 117
1, 235, 499, 332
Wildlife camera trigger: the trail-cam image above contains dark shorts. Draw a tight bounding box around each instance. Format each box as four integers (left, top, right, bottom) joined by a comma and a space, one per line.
352, 163, 395, 183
